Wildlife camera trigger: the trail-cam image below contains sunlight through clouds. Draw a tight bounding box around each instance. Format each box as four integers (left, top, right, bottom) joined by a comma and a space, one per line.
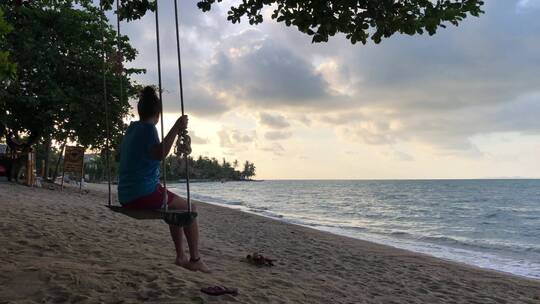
116, 0, 540, 179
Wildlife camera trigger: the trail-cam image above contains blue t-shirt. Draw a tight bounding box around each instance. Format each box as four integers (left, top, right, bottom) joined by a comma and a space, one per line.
118, 121, 160, 204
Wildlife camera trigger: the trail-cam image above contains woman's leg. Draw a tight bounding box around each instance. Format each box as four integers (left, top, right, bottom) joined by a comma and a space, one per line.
169, 225, 187, 266
168, 195, 210, 273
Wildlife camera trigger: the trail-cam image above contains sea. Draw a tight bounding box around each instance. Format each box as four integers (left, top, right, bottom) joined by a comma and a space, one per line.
169, 179, 540, 280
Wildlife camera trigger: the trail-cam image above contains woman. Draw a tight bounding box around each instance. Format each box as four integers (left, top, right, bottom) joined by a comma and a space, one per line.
118, 86, 209, 273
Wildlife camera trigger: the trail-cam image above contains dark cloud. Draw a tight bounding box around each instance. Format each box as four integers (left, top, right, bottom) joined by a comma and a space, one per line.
182, 85, 230, 117
340, 1, 540, 110
120, 0, 540, 155
258, 112, 290, 129
206, 30, 345, 110
116, 0, 233, 117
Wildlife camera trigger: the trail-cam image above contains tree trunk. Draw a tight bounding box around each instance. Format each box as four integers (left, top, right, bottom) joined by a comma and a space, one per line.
52, 141, 66, 183
43, 137, 52, 180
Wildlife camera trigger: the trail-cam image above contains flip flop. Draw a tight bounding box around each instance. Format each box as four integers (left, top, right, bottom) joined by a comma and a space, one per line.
246, 252, 275, 267
201, 286, 239, 296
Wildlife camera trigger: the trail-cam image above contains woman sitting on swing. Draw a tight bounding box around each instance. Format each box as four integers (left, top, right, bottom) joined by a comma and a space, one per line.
118, 86, 209, 273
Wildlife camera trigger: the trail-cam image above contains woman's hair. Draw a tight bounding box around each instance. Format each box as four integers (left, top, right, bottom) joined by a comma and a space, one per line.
137, 86, 161, 120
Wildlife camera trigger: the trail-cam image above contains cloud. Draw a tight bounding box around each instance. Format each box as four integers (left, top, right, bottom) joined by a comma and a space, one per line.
189, 131, 210, 145
261, 143, 285, 156
293, 114, 312, 126
258, 112, 290, 129
118, 0, 234, 118
264, 130, 292, 141
327, 90, 540, 156
182, 85, 230, 117
122, 0, 540, 158
218, 127, 256, 149
205, 30, 347, 110
293, 0, 540, 155
517, 0, 540, 10
392, 150, 414, 162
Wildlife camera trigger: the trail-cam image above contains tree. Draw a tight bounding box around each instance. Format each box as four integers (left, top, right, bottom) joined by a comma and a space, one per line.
157, 154, 254, 181
84, 152, 120, 182
248, 162, 256, 179
103, 0, 484, 44
241, 160, 256, 180
0, 8, 16, 81
1, 0, 143, 172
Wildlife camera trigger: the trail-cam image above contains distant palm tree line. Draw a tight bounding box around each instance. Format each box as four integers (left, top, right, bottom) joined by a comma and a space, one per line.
165, 155, 256, 181
84, 154, 256, 183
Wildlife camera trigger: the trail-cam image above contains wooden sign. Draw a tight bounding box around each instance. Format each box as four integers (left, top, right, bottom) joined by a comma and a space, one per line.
63, 146, 84, 174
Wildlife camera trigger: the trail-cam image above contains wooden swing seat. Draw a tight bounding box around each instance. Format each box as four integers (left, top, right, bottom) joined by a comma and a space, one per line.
106, 205, 197, 226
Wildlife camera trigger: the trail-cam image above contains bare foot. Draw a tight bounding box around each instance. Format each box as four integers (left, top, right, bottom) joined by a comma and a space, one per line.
184, 259, 210, 273
175, 256, 189, 267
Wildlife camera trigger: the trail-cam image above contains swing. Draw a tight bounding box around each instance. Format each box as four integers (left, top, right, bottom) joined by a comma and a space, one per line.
104, 0, 196, 227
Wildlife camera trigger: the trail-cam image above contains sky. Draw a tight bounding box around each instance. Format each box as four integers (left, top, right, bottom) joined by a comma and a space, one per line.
113, 0, 540, 179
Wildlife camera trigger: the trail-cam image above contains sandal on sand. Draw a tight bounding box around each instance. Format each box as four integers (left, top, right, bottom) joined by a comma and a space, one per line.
201, 286, 238, 296
246, 252, 275, 267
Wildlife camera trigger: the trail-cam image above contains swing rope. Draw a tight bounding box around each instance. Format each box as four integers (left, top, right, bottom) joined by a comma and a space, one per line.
101, 3, 112, 207
154, 0, 196, 225
103, 0, 195, 226
154, 0, 194, 215
173, 0, 191, 212
116, 0, 124, 134
153, 0, 169, 209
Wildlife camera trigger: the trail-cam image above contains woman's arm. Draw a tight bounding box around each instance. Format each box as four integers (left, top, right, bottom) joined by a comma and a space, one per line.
151, 115, 188, 160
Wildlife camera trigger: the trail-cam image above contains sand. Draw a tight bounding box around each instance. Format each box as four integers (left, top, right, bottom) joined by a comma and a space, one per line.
0, 182, 539, 304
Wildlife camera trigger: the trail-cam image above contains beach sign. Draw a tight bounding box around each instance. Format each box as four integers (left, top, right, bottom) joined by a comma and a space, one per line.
63, 146, 84, 174
61, 146, 85, 191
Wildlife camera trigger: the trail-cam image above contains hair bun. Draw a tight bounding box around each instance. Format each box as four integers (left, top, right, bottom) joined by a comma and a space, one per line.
142, 86, 156, 98
137, 86, 161, 120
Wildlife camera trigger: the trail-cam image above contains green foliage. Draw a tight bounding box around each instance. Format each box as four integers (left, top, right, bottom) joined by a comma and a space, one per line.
84, 153, 256, 182
100, 0, 155, 21
0, 8, 16, 80
199, 0, 485, 44
34, 139, 62, 177
84, 152, 120, 182
166, 155, 256, 181
1, 0, 144, 150
102, 0, 484, 44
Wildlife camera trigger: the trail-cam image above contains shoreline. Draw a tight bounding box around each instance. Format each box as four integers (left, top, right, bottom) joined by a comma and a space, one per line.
196, 198, 540, 282
1, 182, 539, 303
166, 181, 540, 281
93, 181, 540, 282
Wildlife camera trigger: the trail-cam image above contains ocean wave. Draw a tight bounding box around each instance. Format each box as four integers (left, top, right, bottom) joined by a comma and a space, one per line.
247, 208, 283, 218
417, 235, 540, 255
225, 201, 245, 206
390, 231, 410, 236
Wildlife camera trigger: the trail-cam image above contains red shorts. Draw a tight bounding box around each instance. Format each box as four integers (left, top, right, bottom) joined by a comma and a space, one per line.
123, 184, 177, 210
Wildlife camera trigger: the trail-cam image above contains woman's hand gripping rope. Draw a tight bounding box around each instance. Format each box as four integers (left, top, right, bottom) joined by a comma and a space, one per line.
175, 130, 192, 157
172, 115, 191, 157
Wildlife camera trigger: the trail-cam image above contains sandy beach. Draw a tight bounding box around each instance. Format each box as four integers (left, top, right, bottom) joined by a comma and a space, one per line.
0, 182, 539, 304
